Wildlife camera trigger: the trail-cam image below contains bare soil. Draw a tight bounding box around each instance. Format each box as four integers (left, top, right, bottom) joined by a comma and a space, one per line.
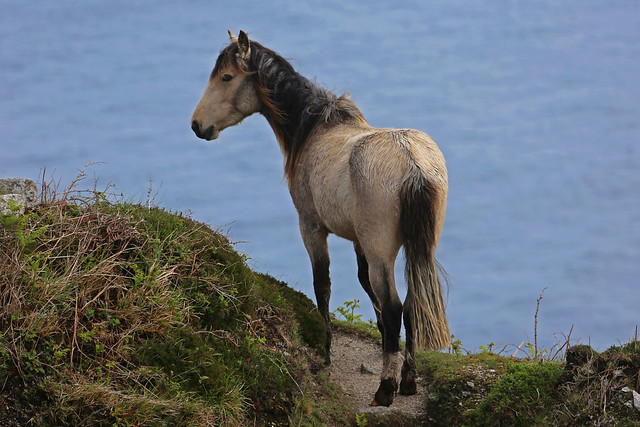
327, 330, 427, 417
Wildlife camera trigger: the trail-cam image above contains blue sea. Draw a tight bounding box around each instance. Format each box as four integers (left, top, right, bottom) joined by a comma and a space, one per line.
1, 1, 638, 352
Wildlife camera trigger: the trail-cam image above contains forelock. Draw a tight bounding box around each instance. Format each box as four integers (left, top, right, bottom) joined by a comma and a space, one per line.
210, 44, 246, 79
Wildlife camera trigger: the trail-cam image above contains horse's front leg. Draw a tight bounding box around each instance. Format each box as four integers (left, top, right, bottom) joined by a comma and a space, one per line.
299, 220, 332, 365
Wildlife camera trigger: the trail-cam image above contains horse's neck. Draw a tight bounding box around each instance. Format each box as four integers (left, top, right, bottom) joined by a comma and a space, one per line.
255, 50, 367, 182
259, 61, 330, 147
265, 73, 327, 132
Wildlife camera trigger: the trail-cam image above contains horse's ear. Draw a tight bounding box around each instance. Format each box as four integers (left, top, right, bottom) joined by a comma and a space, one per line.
237, 30, 251, 61
228, 29, 237, 43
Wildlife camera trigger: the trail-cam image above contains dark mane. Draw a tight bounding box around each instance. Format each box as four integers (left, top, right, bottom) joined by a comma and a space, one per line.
213, 40, 368, 181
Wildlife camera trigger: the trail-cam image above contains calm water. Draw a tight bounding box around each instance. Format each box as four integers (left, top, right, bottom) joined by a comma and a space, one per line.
1, 1, 639, 352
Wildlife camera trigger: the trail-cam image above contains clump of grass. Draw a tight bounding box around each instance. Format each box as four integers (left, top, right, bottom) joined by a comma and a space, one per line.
418, 349, 513, 425
555, 340, 640, 424
0, 169, 330, 425
418, 291, 639, 427
419, 333, 640, 426
470, 361, 563, 425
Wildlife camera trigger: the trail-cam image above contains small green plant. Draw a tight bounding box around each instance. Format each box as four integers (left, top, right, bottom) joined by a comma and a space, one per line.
355, 412, 368, 427
479, 342, 495, 354
334, 299, 363, 324
21, 349, 45, 378
524, 341, 548, 360
449, 335, 469, 356
0, 199, 22, 227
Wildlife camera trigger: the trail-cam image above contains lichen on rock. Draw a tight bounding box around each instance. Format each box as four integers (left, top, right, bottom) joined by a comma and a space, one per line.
0, 178, 38, 215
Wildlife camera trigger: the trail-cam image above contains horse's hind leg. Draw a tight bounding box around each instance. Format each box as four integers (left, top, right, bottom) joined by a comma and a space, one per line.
400, 302, 418, 395
352, 200, 403, 405
365, 255, 403, 407
354, 243, 384, 341
299, 220, 332, 365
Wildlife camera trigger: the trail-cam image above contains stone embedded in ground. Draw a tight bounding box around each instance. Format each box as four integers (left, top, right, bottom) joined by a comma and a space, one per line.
622, 387, 640, 412
0, 178, 38, 215
0, 194, 27, 215
360, 362, 379, 375
0, 178, 38, 202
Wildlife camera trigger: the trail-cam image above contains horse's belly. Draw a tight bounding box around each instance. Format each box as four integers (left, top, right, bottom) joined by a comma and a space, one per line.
313, 172, 357, 241
322, 212, 357, 241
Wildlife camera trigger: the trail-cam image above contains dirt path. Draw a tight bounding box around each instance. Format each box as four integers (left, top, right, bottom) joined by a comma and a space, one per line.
327, 330, 427, 417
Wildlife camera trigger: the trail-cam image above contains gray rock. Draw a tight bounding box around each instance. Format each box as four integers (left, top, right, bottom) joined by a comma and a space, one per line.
621, 387, 640, 412
0, 178, 38, 203
0, 178, 38, 215
0, 194, 27, 215
360, 362, 379, 375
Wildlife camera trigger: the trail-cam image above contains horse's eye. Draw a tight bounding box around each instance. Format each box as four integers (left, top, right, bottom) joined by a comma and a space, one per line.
222, 74, 233, 82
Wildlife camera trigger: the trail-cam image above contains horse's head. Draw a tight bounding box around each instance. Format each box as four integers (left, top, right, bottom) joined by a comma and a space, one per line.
191, 30, 260, 140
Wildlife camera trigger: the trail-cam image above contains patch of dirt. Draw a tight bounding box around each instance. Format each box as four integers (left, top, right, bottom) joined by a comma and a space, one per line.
0, 377, 44, 427
327, 330, 427, 417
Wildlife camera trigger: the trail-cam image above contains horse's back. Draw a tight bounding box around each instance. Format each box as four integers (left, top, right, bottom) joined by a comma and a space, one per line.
293, 124, 446, 249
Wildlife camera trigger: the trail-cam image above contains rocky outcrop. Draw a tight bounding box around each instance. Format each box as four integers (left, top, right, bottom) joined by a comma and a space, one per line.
622, 387, 640, 412
0, 178, 38, 215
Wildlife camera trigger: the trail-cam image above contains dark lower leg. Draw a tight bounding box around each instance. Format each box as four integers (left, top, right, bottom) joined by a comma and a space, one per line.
354, 246, 384, 342
300, 223, 332, 365
400, 302, 418, 395
372, 295, 403, 406
313, 256, 332, 365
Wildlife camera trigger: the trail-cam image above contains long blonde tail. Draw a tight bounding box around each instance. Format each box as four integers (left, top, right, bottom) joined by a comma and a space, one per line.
400, 168, 450, 350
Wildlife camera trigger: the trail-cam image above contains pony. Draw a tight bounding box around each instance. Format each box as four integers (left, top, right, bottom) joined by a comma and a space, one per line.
191, 30, 450, 407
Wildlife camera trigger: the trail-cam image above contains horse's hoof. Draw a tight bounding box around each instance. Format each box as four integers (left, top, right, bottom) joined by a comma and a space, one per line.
372, 378, 396, 407
399, 378, 417, 395
371, 392, 393, 407
400, 360, 418, 395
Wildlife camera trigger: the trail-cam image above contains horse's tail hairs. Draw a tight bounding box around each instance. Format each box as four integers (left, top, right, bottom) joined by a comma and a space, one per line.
401, 167, 450, 351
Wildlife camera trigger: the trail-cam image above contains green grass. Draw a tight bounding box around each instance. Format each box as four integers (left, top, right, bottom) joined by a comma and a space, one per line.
417, 339, 640, 426
0, 178, 337, 425
470, 361, 563, 425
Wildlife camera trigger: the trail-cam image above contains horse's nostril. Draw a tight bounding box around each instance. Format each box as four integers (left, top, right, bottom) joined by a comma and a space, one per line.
203, 126, 214, 140
192, 120, 216, 140
191, 120, 200, 135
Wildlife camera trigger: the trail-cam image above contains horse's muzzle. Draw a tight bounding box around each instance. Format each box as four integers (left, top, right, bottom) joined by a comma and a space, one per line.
191, 120, 217, 140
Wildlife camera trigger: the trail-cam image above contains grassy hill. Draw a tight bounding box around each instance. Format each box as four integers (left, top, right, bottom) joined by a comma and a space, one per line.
0, 185, 349, 425
1, 181, 638, 426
